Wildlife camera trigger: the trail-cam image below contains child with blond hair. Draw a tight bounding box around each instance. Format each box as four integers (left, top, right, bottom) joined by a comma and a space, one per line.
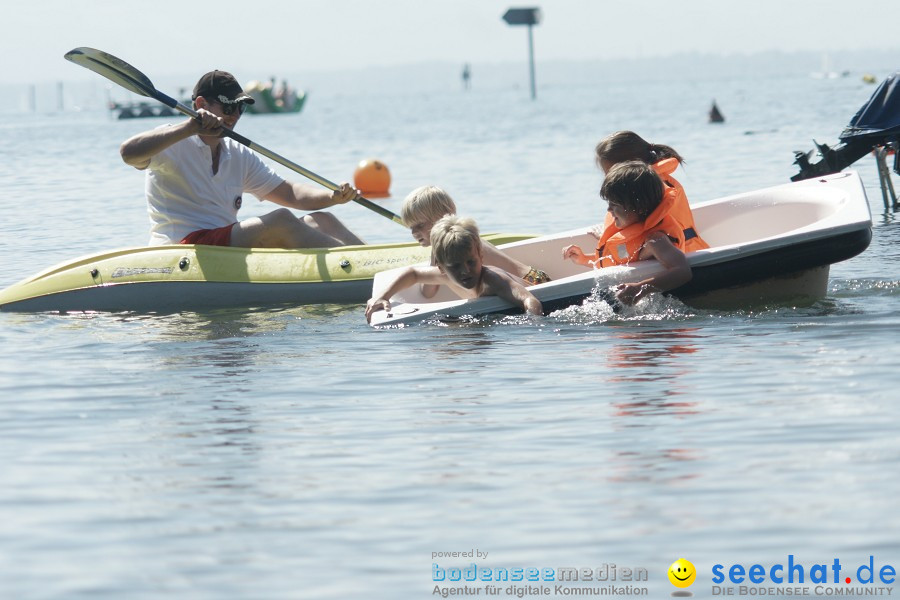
366, 215, 542, 322
401, 186, 550, 299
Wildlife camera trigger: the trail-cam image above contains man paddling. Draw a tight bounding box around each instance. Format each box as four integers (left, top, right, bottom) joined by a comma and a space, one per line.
120, 70, 364, 248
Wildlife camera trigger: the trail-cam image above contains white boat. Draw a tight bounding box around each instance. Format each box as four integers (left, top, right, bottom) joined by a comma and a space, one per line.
369, 172, 873, 326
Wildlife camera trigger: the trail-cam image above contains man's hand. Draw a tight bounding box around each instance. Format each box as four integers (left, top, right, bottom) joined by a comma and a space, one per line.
192, 108, 225, 137
331, 182, 359, 205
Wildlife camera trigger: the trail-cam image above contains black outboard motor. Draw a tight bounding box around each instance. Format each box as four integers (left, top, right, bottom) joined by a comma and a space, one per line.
792, 72, 900, 184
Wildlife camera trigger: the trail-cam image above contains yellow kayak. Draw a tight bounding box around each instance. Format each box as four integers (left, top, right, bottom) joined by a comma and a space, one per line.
0, 233, 534, 313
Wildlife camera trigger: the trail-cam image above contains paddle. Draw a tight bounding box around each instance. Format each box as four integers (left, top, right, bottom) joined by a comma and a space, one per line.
64, 47, 405, 225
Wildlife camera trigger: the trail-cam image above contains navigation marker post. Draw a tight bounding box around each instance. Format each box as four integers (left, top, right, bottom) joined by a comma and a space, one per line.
502, 7, 542, 100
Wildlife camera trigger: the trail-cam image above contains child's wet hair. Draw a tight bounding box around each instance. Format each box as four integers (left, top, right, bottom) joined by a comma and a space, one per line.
600, 161, 665, 221
401, 185, 457, 227
430, 215, 480, 265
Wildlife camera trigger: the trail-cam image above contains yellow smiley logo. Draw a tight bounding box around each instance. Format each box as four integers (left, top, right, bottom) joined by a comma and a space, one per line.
668, 558, 697, 588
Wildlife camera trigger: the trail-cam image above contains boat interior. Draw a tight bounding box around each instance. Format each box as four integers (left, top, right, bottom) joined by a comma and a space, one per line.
386, 173, 870, 306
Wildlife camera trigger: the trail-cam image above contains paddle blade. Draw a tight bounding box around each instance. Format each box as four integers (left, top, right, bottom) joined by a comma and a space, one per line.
64, 47, 160, 102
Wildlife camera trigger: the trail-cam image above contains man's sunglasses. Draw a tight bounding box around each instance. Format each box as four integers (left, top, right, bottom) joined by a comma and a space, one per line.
213, 99, 249, 116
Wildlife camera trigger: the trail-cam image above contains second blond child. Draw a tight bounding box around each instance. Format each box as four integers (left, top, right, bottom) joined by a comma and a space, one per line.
401, 186, 550, 299
366, 215, 543, 322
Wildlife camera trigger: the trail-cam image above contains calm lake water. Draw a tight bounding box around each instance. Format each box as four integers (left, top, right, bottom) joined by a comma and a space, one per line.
1, 62, 899, 599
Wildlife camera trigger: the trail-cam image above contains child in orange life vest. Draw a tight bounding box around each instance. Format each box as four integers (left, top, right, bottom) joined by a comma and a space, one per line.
400, 185, 550, 300
594, 131, 709, 252
366, 215, 543, 322
562, 161, 693, 306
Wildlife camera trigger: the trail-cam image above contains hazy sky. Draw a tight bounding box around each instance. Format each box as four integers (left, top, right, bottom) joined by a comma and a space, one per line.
3, 0, 898, 83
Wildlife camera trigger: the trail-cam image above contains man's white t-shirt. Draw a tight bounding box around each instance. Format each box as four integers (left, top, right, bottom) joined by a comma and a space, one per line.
145, 134, 283, 245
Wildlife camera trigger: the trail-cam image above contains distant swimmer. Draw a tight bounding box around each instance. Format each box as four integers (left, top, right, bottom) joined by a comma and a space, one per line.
709, 100, 725, 123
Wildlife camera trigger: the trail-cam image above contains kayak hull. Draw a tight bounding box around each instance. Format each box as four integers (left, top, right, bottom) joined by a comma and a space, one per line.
0, 233, 533, 313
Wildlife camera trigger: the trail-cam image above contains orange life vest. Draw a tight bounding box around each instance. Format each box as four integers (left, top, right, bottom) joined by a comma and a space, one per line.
602, 158, 709, 252
595, 184, 686, 267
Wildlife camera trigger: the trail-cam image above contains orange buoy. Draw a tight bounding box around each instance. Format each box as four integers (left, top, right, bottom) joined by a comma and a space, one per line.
353, 159, 391, 198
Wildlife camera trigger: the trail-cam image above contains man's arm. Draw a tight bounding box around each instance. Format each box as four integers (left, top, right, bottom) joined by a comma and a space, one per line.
119, 109, 223, 169
264, 180, 358, 211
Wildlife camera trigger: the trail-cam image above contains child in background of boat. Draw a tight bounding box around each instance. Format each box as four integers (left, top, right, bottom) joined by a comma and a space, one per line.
594, 131, 709, 252
562, 161, 693, 305
366, 215, 543, 322
401, 185, 550, 299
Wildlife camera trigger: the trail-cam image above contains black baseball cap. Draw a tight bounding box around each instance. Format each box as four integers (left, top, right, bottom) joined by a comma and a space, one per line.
192, 70, 255, 105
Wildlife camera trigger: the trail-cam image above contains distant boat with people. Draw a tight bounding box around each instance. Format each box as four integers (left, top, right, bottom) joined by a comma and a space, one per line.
244, 78, 307, 114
